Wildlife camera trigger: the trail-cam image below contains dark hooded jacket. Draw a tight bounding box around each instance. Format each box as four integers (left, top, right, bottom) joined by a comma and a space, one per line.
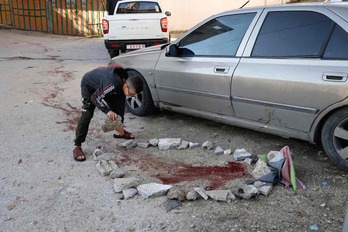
80, 65, 125, 114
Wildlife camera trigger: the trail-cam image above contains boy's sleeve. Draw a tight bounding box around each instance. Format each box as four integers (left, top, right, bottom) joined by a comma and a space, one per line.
91, 83, 115, 114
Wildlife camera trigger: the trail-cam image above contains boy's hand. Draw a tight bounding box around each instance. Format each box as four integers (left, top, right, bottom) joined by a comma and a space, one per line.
107, 111, 117, 121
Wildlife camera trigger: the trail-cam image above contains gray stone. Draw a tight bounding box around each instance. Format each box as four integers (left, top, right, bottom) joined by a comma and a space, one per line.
110, 168, 126, 179
96, 160, 113, 176
148, 138, 159, 147
163, 199, 182, 212
189, 142, 199, 149
244, 158, 252, 165
202, 141, 214, 150
214, 146, 224, 155
178, 140, 189, 150
137, 142, 150, 149
251, 160, 271, 180
259, 185, 273, 196
113, 177, 139, 193
93, 148, 104, 161
186, 190, 199, 201
101, 117, 123, 133
236, 185, 259, 200
194, 187, 208, 200
224, 149, 232, 155
122, 188, 138, 200
126, 140, 138, 149
107, 160, 119, 170
158, 138, 181, 151
233, 148, 252, 161
206, 190, 235, 202
167, 187, 186, 202
137, 183, 172, 198
119, 140, 136, 148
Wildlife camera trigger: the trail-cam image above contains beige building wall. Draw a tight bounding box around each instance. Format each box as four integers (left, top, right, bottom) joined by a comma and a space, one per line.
158, 0, 292, 31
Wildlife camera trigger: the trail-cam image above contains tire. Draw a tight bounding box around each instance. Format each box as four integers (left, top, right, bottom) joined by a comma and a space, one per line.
109, 50, 120, 59
125, 70, 155, 116
321, 107, 348, 172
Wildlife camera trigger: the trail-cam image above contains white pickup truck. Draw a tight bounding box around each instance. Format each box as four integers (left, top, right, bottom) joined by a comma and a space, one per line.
102, 0, 171, 58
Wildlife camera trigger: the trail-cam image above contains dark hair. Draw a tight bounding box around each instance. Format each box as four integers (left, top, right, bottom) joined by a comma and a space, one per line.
126, 75, 143, 94
113, 67, 128, 80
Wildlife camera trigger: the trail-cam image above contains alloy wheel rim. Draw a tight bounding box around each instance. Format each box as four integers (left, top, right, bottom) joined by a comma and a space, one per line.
332, 118, 348, 160
126, 93, 142, 110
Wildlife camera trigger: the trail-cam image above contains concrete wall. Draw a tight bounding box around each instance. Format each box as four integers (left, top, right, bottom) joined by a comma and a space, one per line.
157, 0, 292, 31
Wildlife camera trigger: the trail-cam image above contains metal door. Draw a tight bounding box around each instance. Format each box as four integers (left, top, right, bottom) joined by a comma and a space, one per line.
12, 0, 47, 31
0, 0, 12, 26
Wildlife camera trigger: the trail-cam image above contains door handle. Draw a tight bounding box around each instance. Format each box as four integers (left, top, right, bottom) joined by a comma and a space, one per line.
323, 72, 348, 82
214, 66, 230, 74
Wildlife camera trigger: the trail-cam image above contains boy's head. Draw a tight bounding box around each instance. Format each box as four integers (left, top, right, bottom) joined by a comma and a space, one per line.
122, 75, 143, 97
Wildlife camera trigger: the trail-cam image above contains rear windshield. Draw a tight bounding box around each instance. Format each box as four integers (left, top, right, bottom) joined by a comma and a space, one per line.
117, 1, 162, 14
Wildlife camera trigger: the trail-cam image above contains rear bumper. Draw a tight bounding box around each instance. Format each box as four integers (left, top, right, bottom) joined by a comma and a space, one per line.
104, 38, 168, 52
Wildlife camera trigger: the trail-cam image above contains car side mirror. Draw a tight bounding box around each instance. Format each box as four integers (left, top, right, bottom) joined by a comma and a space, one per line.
166, 44, 179, 57
165, 11, 171, 17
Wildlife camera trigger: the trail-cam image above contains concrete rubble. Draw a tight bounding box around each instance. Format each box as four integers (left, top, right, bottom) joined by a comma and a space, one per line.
114, 177, 140, 193
158, 138, 181, 151
122, 188, 138, 200
178, 140, 189, 150
137, 142, 150, 149
206, 190, 235, 202
244, 158, 252, 165
202, 141, 214, 150
186, 190, 199, 201
119, 140, 138, 149
194, 187, 208, 200
253, 181, 273, 196
97, 153, 110, 161
163, 199, 182, 212
224, 149, 232, 155
189, 142, 200, 149
167, 187, 186, 202
252, 159, 272, 179
93, 148, 104, 161
110, 168, 126, 179
96, 160, 113, 176
214, 146, 224, 155
101, 117, 123, 133
137, 183, 172, 198
148, 138, 159, 147
233, 148, 252, 161
236, 185, 259, 200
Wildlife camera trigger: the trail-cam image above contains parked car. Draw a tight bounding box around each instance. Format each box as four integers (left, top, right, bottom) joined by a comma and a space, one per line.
102, 0, 170, 58
111, 3, 348, 172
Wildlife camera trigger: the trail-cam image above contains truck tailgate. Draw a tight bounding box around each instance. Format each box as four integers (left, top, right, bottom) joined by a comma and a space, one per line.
108, 13, 163, 40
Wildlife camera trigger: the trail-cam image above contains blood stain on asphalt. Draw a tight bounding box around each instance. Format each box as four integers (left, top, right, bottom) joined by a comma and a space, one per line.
115, 150, 250, 189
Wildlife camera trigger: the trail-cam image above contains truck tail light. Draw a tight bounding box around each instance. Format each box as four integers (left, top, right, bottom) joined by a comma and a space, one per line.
160, 17, 168, 32
102, 19, 109, 34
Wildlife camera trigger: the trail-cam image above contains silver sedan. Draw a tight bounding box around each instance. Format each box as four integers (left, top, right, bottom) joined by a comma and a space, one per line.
111, 2, 348, 172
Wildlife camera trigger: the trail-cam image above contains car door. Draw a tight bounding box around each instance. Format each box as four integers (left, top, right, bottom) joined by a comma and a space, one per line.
232, 6, 348, 132
154, 10, 261, 116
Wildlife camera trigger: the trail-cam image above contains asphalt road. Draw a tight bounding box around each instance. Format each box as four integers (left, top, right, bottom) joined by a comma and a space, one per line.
0, 29, 347, 232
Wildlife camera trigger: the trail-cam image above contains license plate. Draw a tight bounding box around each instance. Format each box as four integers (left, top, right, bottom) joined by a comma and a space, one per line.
126, 44, 145, 49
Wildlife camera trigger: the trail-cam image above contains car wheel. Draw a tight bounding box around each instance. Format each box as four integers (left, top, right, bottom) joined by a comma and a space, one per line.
321, 107, 348, 172
109, 50, 120, 59
125, 70, 155, 116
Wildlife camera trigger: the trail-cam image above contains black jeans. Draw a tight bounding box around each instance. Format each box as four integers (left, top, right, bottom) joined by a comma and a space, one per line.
74, 95, 125, 146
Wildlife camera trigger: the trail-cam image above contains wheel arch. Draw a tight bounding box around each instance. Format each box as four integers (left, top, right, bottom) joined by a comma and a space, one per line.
312, 100, 348, 144
125, 68, 158, 106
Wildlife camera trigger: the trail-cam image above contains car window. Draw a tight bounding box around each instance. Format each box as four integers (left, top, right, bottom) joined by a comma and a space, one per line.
252, 11, 334, 58
179, 13, 256, 57
117, 1, 161, 14
323, 25, 348, 60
